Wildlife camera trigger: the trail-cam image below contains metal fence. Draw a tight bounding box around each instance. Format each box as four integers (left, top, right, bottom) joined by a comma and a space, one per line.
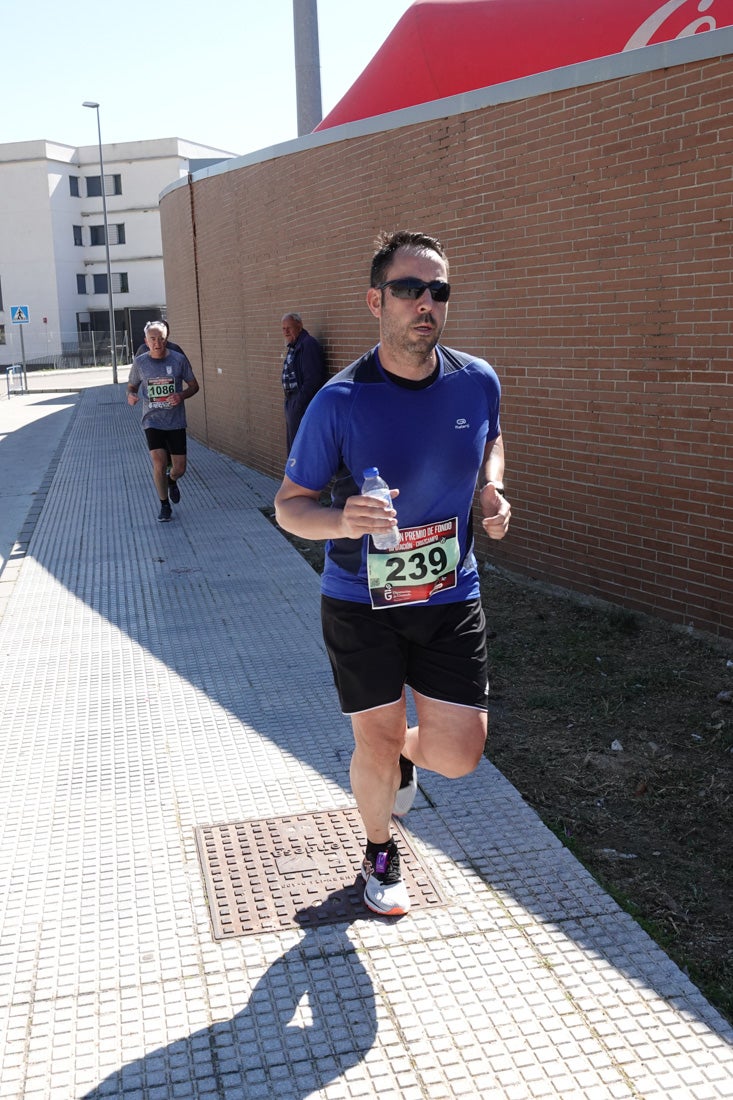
24, 331, 130, 371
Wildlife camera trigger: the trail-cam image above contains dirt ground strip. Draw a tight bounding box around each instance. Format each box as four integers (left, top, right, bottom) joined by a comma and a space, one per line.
480, 567, 732, 1024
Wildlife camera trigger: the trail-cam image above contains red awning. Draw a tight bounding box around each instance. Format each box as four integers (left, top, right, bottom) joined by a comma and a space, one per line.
316, 0, 732, 131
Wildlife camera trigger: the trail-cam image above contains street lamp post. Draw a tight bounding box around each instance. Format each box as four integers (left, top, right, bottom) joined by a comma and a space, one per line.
82, 101, 118, 384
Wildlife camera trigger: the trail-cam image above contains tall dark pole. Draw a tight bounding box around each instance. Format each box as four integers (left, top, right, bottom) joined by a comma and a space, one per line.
293, 0, 323, 135
82, 101, 118, 384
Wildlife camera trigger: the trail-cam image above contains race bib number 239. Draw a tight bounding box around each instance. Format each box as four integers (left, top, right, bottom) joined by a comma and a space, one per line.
366, 517, 460, 608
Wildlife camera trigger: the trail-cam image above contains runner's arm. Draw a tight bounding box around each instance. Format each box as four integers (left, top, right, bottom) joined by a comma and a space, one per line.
274, 475, 398, 542
479, 433, 510, 540
480, 432, 505, 492
127, 359, 142, 402
168, 374, 199, 406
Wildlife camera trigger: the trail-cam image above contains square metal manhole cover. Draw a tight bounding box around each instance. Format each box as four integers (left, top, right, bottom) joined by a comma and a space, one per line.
195, 808, 444, 938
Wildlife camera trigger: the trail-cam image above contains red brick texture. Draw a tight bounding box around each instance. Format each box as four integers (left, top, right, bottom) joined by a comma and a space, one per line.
160, 53, 732, 639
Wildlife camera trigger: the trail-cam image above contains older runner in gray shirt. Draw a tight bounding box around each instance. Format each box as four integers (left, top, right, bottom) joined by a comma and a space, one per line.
127, 320, 199, 522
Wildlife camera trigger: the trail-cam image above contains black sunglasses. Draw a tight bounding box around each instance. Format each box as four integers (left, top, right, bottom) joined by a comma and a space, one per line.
377, 277, 451, 303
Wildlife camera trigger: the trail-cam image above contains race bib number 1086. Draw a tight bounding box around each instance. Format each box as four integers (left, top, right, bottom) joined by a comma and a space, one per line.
149, 377, 176, 406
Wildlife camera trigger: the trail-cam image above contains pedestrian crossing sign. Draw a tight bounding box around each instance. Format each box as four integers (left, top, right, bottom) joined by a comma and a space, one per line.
11, 305, 29, 324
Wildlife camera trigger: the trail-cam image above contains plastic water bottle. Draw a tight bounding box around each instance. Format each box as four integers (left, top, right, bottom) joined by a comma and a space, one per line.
361, 467, 400, 550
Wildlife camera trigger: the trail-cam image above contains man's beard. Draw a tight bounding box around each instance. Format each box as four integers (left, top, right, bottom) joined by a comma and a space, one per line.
383, 311, 443, 361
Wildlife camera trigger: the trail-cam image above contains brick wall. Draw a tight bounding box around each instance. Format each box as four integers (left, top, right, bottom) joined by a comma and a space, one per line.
160, 50, 732, 639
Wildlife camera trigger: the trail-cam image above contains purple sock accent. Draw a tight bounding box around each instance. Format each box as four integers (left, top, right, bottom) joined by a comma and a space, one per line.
375, 851, 389, 875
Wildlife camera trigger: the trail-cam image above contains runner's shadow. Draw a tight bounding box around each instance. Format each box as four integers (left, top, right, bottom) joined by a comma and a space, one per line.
81, 891, 378, 1098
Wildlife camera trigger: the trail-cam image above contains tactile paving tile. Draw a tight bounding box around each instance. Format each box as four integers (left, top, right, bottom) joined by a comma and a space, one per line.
196, 808, 443, 938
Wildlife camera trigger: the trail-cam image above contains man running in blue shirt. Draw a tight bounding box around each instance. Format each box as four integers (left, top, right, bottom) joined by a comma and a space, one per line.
275, 231, 510, 915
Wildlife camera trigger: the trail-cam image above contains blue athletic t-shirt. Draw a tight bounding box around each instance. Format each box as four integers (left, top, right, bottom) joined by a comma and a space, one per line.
285, 344, 501, 605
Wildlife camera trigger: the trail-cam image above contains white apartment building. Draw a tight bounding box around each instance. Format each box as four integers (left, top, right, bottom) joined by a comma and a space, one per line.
0, 137, 237, 370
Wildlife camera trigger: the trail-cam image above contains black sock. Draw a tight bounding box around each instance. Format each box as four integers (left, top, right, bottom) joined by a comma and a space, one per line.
365, 837, 400, 879
398, 754, 414, 788
366, 836, 396, 858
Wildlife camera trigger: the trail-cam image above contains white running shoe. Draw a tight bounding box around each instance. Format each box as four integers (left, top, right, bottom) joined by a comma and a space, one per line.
393, 756, 417, 817
362, 845, 411, 916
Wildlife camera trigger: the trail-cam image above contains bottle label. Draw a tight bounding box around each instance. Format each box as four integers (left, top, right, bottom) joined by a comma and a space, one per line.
366, 516, 460, 609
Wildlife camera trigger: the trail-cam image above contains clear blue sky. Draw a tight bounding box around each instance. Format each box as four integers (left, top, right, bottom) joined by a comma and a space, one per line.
7, 0, 415, 156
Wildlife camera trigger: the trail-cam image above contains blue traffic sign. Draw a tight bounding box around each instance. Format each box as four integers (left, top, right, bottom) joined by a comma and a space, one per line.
10, 305, 29, 324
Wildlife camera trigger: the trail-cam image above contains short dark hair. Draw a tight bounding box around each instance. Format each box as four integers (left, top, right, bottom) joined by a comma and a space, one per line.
370, 230, 448, 287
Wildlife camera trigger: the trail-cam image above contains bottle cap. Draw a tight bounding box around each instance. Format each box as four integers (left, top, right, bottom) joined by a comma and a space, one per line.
363, 467, 378, 479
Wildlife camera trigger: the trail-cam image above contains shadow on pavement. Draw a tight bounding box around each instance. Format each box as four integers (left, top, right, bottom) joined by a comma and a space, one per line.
81, 895, 377, 1099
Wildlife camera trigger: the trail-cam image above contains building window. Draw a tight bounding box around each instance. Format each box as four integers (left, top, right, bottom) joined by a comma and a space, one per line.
90, 223, 126, 246
86, 174, 122, 197
93, 273, 129, 294
0, 325, 5, 345
77, 274, 87, 294
69, 175, 80, 197
73, 225, 83, 246
0, 275, 3, 312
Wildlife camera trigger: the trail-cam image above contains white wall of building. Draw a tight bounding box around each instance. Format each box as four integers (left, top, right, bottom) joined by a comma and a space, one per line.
50, 153, 87, 353
0, 137, 236, 369
0, 146, 69, 365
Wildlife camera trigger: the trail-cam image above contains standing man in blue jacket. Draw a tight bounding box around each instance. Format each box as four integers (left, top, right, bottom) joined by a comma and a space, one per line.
281, 312, 327, 450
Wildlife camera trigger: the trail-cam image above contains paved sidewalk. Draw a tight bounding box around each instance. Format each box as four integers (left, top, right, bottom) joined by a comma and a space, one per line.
0, 391, 77, 579
0, 384, 731, 1100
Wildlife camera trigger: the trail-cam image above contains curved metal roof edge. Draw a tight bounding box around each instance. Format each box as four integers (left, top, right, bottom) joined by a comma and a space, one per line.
160, 25, 733, 203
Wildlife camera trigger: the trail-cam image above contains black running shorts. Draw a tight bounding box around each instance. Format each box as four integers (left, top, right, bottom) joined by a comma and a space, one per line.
144, 427, 187, 455
321, 595, 489, 715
